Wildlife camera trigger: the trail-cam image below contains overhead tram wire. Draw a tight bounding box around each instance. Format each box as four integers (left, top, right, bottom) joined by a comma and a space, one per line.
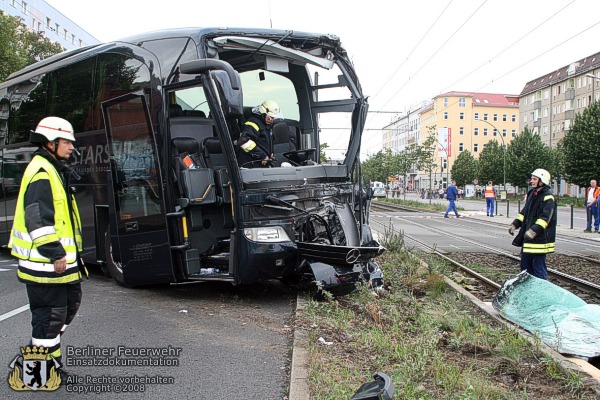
439, 0, 577, 95
377, 0, 489, 113
380, 18, 600, 138
368, 0, 454, 121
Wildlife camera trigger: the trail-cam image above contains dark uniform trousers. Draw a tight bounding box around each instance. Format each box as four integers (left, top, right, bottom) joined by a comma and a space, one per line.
26, 282, 82, 365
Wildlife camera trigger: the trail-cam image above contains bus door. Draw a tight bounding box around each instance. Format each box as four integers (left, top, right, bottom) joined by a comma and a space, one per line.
101, 92, 174, 286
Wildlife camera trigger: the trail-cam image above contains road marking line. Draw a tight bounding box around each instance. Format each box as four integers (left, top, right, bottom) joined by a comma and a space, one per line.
0, 268, 11, 272
0, 305, 29, 322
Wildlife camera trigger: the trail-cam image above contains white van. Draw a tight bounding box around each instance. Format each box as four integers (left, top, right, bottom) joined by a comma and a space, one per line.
371, 181, 386, 198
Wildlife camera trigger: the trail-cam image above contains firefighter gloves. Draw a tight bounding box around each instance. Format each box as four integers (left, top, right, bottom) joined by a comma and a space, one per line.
508, 224, 516, 236
524, 228, 537, 240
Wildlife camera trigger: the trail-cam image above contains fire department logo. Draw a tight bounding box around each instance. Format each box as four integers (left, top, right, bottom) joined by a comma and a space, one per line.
7, 346, 61, 391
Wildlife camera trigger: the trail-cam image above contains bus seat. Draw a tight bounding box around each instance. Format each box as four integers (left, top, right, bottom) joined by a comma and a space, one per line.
203, 137, 232, 208
169, 103, 183, 117
182, 110, 207, 118
172, 137, 204, 168
170, 116, 215, 143
273, 122, 296, 166
243, 106, 253, 121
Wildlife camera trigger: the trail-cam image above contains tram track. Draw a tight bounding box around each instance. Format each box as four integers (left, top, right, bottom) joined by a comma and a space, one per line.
370, 202, 600, 303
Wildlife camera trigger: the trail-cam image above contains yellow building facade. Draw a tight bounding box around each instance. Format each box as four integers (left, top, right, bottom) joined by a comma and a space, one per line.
417, 91, 519, 189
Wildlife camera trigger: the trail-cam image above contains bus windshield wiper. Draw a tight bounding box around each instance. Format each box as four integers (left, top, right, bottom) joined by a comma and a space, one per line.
266, 196, 307, 215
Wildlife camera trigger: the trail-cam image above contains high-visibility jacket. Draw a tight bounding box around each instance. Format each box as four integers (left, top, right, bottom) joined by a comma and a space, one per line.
511, 185, 556, 254
484, 185, 495, 198
9, 155, 84, 284
237, 115, 273, 165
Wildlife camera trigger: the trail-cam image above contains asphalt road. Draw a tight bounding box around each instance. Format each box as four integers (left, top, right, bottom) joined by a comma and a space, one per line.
0, 248, 295, 399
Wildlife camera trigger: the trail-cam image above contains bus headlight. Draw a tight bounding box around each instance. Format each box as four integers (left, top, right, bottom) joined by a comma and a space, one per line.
243, 226, 291, 243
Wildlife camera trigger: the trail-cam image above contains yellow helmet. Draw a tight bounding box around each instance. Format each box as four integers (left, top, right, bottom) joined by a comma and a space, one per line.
258, 100, 281, 119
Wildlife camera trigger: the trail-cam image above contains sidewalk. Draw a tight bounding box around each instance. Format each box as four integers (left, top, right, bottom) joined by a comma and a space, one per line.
379, 192, 598, 241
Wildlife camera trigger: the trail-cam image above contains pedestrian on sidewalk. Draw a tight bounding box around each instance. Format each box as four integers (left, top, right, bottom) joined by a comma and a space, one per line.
444, 180, 460, 218
584, 179, 600, 233
485, 181, 496, 217
508, 169, 556, 279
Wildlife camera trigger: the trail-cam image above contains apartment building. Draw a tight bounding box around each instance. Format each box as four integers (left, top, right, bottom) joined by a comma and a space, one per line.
1, 0, 99, 50
416, 91, 520, 190
519, 51, 600, 148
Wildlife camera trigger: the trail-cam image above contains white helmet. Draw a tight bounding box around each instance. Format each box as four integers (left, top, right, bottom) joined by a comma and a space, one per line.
258, 100, 281, 119
33, 117, 75, 142
531, 168, 551, 185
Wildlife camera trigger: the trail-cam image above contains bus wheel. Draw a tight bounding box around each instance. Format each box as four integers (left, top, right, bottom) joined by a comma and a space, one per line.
104, 229, 126, 286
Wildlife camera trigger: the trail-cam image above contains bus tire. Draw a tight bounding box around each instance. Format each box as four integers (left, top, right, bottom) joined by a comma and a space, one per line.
104, 229, 127, 287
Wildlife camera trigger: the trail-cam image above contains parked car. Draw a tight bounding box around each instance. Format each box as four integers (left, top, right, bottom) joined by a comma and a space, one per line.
371, 181, 387, 198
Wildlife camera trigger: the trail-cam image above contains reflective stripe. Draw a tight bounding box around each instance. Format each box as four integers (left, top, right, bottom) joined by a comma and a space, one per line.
48, 348, 61, 360
244, 121, 259, 131
241, 140, 257, 152
523, 242, 555, 254
484, 186, 495, 198
32, 335, 60, 348
543, 195, 554, 201
535, 218, 548, 229
19, 259, 79, 272
17, 269, 82, 284
60, 323, 69, 333
517, 214, 524, 222
29, 226, 56, 240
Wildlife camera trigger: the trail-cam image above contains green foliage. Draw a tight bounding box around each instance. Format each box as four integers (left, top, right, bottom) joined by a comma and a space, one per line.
0, 11, 64, 82
505, 127, 553, 187
319, 142, 330, 164
478, 140, 505, 186
558, 101, 600, 186
450, 150, 478, 187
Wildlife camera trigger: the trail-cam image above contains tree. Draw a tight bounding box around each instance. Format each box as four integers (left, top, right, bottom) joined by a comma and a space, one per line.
505, 128, 552, 188
451, 150, 478, 187
478, 140, 504, 187
362, 150, 389, 183
416, 126, 438, 192
559, 101, 600, 187
319, 143, 330, 164
0, 12, 64, 81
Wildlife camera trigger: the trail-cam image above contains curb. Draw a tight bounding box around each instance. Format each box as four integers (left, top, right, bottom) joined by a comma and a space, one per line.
289, 295, 309, 400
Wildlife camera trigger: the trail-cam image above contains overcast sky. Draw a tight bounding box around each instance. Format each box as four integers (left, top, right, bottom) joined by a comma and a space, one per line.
46, 0, 600, 156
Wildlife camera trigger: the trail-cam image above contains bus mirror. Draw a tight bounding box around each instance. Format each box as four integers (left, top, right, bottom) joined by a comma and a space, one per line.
211, 70, 243, 119
180, 59, 240, 90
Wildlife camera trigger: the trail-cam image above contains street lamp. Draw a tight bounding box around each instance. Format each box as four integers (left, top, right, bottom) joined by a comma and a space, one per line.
480, 119, 506, 193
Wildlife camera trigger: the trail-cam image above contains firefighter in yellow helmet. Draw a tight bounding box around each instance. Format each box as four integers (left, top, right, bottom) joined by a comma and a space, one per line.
508, 168, 556, 279
9, 116, 87, 380
237, 99, 282, 167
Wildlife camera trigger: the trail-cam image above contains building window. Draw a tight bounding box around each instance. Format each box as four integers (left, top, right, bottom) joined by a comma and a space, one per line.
493, 114, 498, 121
493, 129, 498, 136
47, 17, 51, 28
22, 2, 27, 14
502, 129, 507, 137
55, 23, 60, 35
443, 112, 448, 120
474, 128, 479, 136
474, 143, 479, 152
64, 29, 68, 40
483, 113, 488, 121
512, 129, 516, 137
459, 112, 464, 120
474, 112, 479, 120
483, 128, 488, 136
459, 98, 466, 107
544, 90, 549, 99
502, 114, 507, 121
460, 127, 464, 135
512, 114, 516, 122
444, 98, 448, 107
459, 143, 464, 151
543, 108, 548, 117
523, 114, 527, 123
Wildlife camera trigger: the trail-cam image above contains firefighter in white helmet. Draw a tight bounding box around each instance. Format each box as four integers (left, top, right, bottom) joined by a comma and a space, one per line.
508, 168, 556, 279
9, 116, 87, 380
237, 99, 282, 167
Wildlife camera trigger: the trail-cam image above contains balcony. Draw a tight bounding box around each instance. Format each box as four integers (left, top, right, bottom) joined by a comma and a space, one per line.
565, 110, 575, 120
533, 119, 541, 127
565, 88, 575, 100
534, 100, 542, 109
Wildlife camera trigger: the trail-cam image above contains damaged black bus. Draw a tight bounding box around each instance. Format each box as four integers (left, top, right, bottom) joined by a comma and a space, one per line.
0, 27, 384, 293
